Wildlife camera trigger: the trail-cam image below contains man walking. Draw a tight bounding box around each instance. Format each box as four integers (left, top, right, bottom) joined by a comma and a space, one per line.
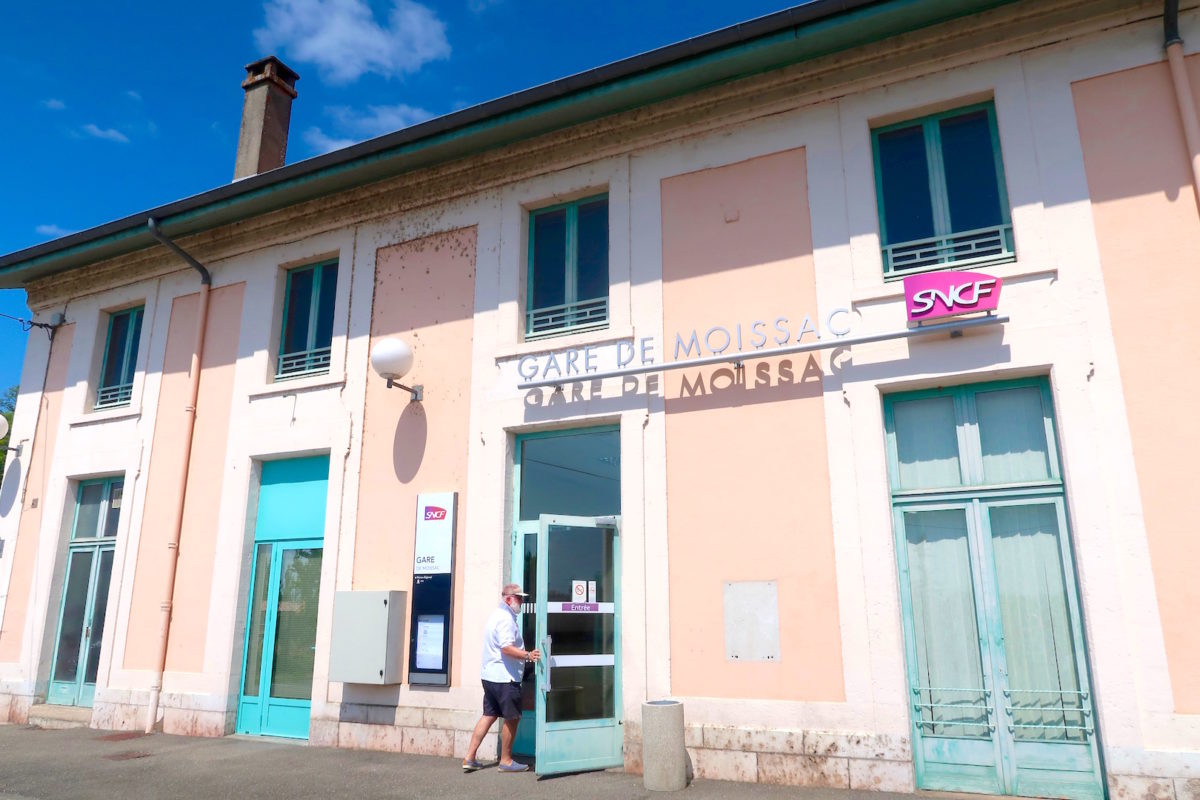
463, 583, 541, 773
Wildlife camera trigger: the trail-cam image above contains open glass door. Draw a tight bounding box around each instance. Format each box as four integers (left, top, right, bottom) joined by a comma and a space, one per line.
535, 514, 622, 776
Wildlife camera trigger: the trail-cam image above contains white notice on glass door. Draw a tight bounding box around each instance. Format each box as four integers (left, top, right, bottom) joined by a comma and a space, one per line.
415, 614, 445, 670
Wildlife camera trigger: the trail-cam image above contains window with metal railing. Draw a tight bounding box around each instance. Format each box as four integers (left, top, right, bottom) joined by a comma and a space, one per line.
277, 260, 337, 380
95, 307, 143, 409
873, 102, 1015, 276
526, 195, 609, 339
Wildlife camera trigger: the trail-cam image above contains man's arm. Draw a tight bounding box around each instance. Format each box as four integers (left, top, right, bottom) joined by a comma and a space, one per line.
501, 643, 541, 662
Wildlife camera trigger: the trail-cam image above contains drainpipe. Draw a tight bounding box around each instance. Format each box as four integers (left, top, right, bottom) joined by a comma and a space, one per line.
144, 217, 212, 733
1165, 0, 1200, 207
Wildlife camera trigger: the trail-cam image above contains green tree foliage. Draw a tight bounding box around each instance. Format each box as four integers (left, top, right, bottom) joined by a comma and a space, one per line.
0, 385, 16, 477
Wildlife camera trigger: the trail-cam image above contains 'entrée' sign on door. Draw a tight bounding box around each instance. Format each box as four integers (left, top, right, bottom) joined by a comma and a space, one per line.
904, 270, 1003, 324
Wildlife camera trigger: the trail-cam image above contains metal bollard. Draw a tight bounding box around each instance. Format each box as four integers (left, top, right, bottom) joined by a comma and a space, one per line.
642, 699, 687, 791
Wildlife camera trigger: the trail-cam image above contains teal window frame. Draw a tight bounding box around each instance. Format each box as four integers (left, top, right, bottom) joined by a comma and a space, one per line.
47, 476, 123, 707
277, 260, 337, 380
69, 477, 125, 541
872, 101, 1015, 277
525, 194, 610, 339
95, 307, 143, 409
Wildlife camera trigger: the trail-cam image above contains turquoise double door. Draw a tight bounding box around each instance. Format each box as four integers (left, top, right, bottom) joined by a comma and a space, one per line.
48, 478, 122, 707
512, 428, 624, 776
886, 380, 1103, 800
236, 456, 328, 739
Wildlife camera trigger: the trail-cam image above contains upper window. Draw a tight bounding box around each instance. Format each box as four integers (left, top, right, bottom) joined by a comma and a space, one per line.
527, 195, 609, 339
96, 307, 143, 409
885, 380, 1058, 492
73, 477, 124, 540
278, 260, 337, 379
873, 102, 1014, 275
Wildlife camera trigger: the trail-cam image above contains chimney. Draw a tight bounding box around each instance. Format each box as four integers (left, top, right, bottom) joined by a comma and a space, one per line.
234, 56, 299, 180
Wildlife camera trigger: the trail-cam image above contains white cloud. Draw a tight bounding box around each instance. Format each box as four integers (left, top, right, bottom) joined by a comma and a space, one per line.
255, 0, 450, 84
35, 224, 76, 238
81, 124, 130, 143
304, 103, 435, 155
126, 90, 142, 101
467, 0, 501, 13
41, 98, 65, 110
328, 103, 433, 134
303, 126, 358, 154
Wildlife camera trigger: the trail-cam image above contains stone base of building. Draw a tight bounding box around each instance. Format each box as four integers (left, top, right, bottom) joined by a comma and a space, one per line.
624, 721, 915, 792
0, 692, 33, 725
312, 703, 498, 761
90, 700, 233, 738
9, 691, 1200, 798
1109, 775, 1200, 800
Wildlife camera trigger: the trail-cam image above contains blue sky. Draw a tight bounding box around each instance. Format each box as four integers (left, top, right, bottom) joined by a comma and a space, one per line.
0, 0, 802, 393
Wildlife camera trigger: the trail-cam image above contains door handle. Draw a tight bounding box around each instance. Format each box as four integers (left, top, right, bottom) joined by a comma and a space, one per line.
84, 626, 91, 640
542, 635, 552, 693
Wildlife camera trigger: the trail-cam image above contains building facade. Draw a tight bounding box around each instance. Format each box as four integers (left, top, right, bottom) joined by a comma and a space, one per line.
0, 1, 1198, 797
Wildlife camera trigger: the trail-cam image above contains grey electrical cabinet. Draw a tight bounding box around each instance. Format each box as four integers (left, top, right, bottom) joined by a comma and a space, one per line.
329, 590, 407, 684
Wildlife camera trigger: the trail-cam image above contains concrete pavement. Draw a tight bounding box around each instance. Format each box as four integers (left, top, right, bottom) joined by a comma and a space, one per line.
0, 724, 921, 800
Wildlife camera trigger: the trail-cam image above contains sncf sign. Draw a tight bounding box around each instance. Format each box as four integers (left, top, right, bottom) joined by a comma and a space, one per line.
423, 506, 447, 521
904, 270, 1002, 323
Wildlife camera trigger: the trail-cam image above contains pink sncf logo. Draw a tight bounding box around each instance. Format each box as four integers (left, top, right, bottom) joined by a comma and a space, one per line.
903, 270, 1002, 323
423, 506, 447, 521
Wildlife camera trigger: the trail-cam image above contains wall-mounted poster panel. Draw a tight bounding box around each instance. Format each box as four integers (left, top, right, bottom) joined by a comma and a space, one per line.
409, 491, 456, 685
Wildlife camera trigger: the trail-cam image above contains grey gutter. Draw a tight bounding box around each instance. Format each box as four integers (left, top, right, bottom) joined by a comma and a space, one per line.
0, 0, 1015, 287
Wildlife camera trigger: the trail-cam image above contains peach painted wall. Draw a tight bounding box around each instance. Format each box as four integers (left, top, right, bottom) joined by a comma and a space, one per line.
354, 227, 476, 685
124, 284, 244, 672
660, 150, 844, 702
1074, 59, 1200, 713
0, 325, 74, 663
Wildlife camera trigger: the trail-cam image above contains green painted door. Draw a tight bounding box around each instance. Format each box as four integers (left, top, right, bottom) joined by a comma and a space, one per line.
236, 540, 323, 738
534, 514, 622, 777
47, 478, 122, 707
509, 427, 621, 762
236, 456, 328, 739
886, 380, 1102, 800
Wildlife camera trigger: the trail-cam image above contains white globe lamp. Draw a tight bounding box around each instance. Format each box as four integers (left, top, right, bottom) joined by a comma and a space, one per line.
0, 415, 19, 458
370, 338, 422, 402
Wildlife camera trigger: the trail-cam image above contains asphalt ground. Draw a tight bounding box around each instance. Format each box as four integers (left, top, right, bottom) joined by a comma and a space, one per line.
0, 724, 921, 800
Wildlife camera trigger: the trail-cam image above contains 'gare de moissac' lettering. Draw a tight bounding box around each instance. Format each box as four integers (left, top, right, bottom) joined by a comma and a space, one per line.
518, 308, 853, 382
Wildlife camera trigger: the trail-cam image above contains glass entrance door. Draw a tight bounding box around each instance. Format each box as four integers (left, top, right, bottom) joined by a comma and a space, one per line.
886, 381, 1102, 800
535, 515, 622, 776
236, 540, 323, 739
236, 455, 330, 740
48, 478, 122, 707
509, 427, 621, 763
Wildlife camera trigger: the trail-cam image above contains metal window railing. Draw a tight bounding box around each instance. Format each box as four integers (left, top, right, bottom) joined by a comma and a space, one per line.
526, 297, 609, 340
911, 686, 994, 738
1003, 688, 1093, 741
94, 382, 133, 410
276, 347, 332, 379
883, 223, 1015, 273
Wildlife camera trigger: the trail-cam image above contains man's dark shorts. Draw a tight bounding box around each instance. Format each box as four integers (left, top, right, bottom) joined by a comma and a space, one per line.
482, 679, 522, 720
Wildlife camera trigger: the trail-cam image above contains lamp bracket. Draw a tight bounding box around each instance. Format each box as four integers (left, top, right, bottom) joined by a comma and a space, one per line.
385, 378, 423, 403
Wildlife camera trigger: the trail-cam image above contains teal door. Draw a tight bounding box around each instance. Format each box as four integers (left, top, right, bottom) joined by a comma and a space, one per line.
236, 456, 328, 739
509, 427, 621, 764
885, 380, 1103, 800
48, 478, 122, 707
534, 514, 622, 777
